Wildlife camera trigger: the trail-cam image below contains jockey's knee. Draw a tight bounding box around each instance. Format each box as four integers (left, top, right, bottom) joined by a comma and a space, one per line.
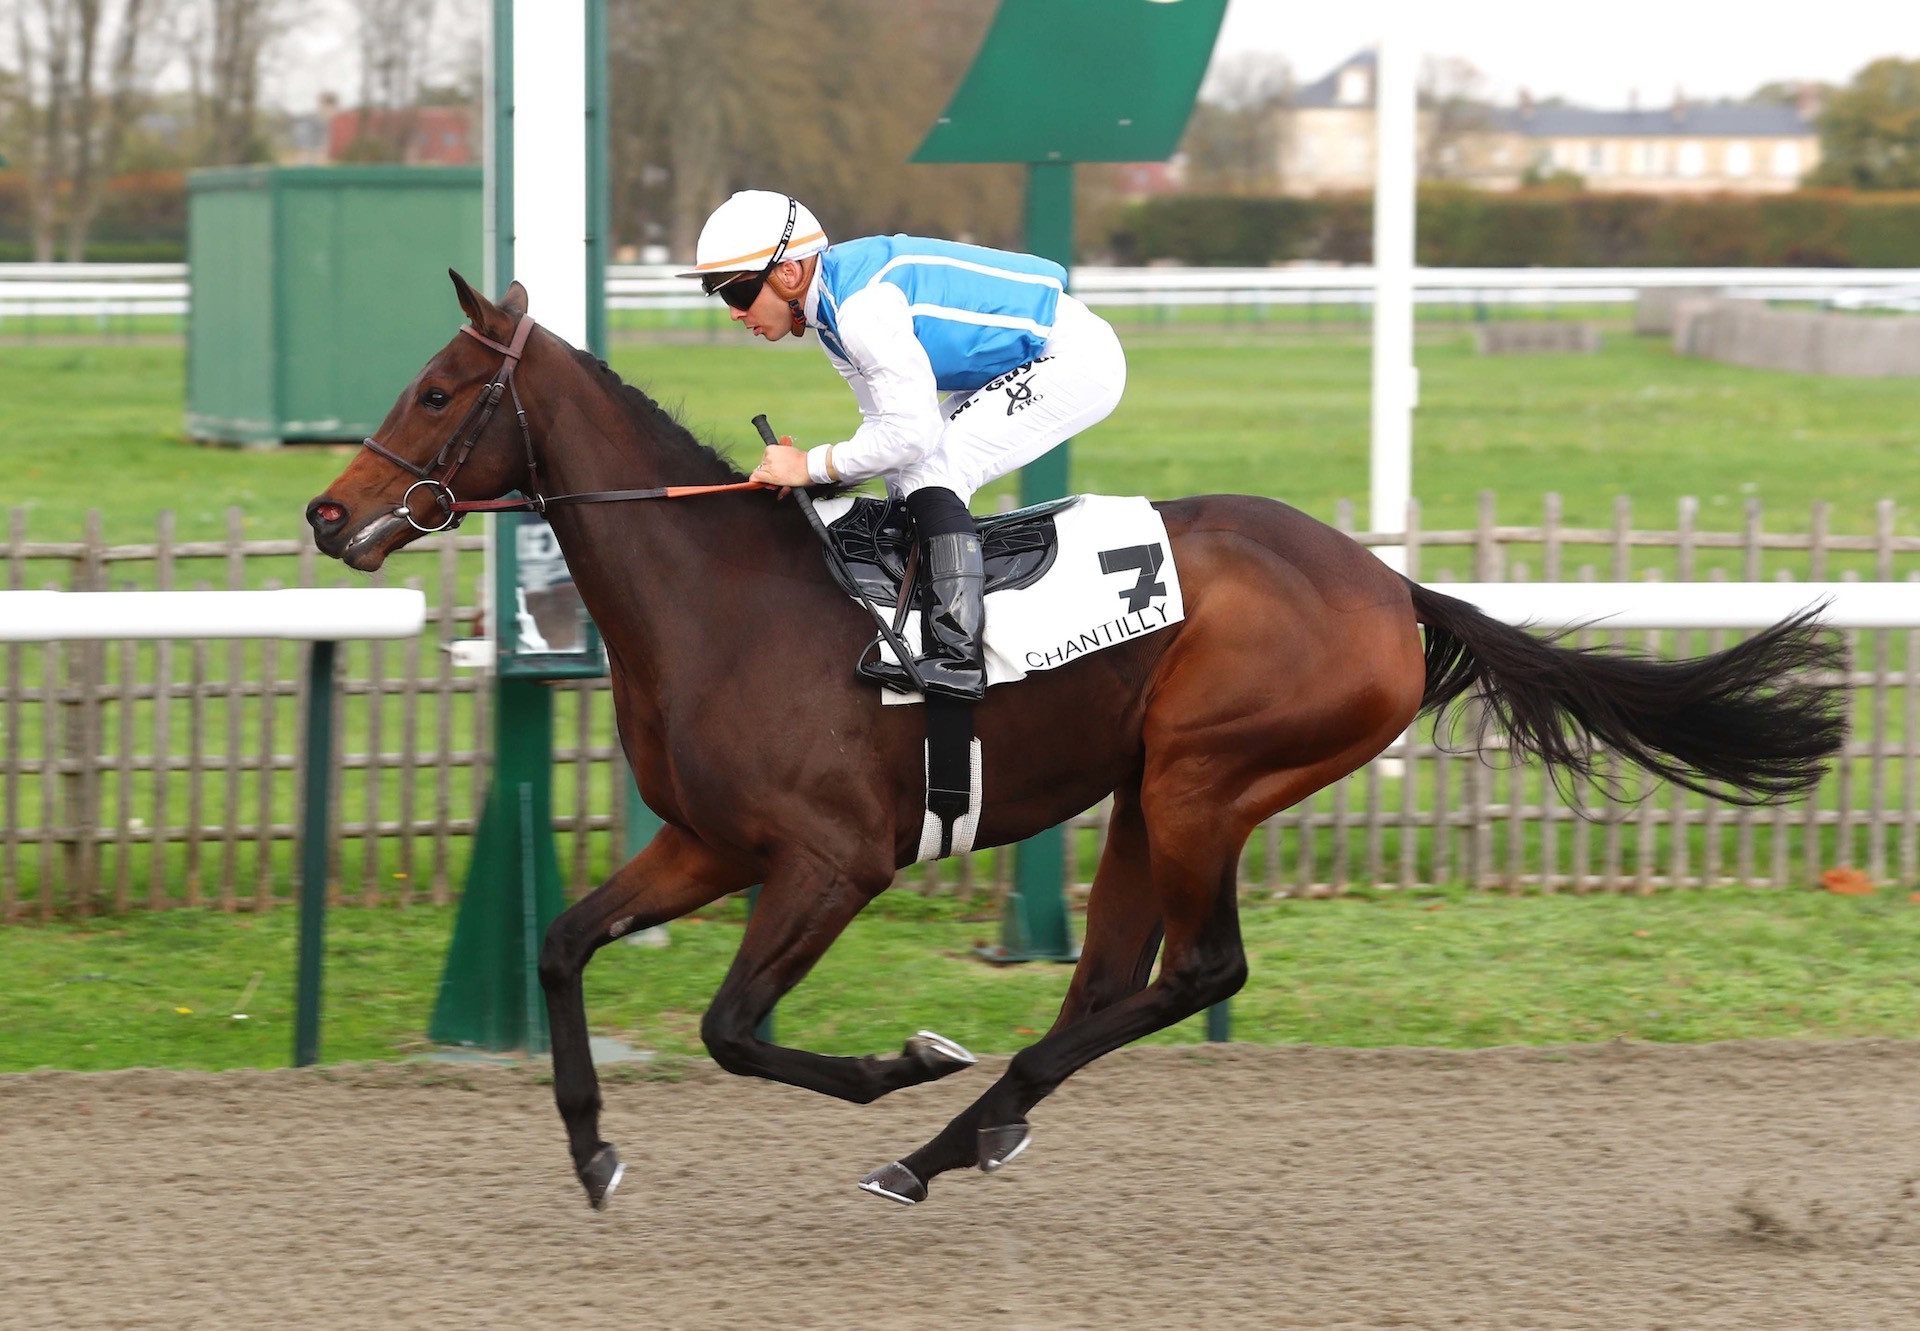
904, 485, 973, 536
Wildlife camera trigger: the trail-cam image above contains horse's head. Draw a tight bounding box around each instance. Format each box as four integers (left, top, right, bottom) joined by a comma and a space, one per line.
306, 270, 540, 571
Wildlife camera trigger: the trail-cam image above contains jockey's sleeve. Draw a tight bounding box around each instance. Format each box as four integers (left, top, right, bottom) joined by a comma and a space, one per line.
806, 282, 942, 485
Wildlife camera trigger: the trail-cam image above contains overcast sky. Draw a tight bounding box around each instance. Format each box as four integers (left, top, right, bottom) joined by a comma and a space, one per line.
63, 0, 1917, 115
1211, 0, 1919, 106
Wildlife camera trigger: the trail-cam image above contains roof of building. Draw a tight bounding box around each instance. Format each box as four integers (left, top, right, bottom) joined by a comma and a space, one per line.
1293, 51, 1816, 138
1292, 50, 1375, 109
1489, 104, 1815, 138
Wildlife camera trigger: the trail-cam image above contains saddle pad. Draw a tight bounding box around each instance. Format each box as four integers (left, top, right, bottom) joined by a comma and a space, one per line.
812, 494, 1185, 705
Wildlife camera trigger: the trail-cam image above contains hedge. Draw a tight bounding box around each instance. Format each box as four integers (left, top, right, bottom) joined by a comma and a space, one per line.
1112, 188, 1920, 267
0, 171, 188, 262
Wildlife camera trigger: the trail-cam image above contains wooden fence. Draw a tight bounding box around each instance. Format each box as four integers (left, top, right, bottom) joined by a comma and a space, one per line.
3, 494, 1916, 917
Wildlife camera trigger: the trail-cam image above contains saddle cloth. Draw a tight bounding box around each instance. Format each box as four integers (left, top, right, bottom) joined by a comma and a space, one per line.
813, 493, 1186, 705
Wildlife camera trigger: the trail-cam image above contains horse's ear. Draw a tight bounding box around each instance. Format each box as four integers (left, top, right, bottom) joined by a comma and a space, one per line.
449, 268, 498, 330
499, 280, 529, 318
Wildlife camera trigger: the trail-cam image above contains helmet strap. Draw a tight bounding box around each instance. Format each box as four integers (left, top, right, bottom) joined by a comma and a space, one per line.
769, 252, 817, 338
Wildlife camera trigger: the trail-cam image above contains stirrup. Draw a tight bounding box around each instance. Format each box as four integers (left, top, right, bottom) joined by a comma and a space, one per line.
856, 638, 919, 694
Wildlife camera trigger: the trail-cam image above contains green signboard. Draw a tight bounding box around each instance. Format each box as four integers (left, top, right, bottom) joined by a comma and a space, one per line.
912, 0, 1225, 165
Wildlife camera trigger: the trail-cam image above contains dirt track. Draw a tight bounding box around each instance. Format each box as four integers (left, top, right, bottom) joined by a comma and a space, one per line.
4, 1040, 1919, 1330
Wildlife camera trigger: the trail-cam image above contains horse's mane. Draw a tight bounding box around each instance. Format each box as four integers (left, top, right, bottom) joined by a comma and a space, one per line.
569, 347, 746, 483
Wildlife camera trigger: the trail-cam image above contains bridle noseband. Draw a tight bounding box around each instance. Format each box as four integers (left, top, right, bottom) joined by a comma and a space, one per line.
360, 316, 541, 532
359, 311, 770, 530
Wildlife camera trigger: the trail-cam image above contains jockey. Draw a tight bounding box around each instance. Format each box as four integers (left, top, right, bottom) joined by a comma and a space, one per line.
680, 189, 1127, 702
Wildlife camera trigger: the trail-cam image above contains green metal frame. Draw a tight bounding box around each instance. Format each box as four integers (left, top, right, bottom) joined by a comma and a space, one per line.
913, 0, 1224, 967
433, 0, 619, 1054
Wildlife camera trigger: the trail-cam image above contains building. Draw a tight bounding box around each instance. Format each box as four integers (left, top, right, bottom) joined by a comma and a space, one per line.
326, 105, 476, 166
1282, 51, 1821, 195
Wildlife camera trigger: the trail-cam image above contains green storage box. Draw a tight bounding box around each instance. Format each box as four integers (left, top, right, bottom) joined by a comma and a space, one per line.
187, 165, 482, 445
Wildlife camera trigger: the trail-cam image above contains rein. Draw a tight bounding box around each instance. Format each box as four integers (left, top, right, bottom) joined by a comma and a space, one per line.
360, 313, 768, 532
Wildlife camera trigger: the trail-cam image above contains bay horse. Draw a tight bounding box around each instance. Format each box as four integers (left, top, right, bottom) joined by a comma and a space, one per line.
308, 274, 1846, 1209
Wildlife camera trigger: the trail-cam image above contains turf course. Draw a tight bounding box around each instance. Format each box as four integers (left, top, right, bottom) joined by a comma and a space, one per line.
6, 326, 1919, 1071
7, 328, 1916, 548
7, 884, 1920, 1073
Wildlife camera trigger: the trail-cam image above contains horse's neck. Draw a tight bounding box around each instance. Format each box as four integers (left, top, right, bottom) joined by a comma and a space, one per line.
520, 350, 827, 691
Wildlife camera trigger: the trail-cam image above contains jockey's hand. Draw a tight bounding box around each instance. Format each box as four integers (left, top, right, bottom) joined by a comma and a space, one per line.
750, 437, 811, 492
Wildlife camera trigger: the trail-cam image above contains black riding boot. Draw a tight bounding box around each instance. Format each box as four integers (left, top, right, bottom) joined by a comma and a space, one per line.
856, 488, 986, 701
915, 530, 986, 701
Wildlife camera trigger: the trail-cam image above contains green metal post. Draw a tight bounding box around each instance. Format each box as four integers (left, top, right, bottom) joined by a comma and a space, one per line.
294, 639, 337, 1067
988, 160, 1078, 964
429, 676, 567, 1050
584, 0, 608, 356
1017, 160, 1074, 506
1205, 999, 1231, 1043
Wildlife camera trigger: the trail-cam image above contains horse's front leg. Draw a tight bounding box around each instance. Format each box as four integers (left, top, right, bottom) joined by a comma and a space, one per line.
538, 824, 755, 1209
697, 851, 977, 1104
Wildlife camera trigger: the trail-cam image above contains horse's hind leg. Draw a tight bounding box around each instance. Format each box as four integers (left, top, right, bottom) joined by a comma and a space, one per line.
696, 853, 979, 1104
871, 748, 1381, 1204
1050, 782, 1162, 1034
539, 825, 755, 1208
857, 783, 1162, 1204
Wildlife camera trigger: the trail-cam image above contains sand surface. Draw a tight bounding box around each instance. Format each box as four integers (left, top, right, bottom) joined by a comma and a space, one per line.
4, 1039, 1919, 1329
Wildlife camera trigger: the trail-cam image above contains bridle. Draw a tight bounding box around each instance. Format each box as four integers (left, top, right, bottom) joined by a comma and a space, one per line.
360, 312, 764, 533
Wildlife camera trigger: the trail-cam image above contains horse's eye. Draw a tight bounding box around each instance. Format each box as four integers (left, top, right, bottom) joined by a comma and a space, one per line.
420, 388, 450, 410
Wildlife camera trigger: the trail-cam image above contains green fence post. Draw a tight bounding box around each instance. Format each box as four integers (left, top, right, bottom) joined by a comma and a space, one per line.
984, 159, 1079, 963
1205, 1000, 1231, 1043
429, 676, 567, 1051
294, 639, 337, 1067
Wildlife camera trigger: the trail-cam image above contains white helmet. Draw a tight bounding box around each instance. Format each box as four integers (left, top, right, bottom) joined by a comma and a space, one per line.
677, 191, 828, 281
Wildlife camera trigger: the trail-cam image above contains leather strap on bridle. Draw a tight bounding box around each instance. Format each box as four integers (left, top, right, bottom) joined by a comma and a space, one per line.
359, 312, 769, 530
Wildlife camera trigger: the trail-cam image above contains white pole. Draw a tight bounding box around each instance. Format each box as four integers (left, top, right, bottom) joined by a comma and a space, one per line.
510, 0, 589, 345
1369, 30, 1418, 573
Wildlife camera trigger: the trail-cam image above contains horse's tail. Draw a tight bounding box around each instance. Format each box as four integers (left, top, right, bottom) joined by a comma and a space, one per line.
1405, 580, 1847, 806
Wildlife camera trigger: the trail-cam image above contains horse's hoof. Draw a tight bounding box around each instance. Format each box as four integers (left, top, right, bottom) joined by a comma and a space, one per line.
977, 1121, 1032, 1173
580, 1144, 625, 1210
858, 1160, 928, 1205
905, 1029, 977, 1076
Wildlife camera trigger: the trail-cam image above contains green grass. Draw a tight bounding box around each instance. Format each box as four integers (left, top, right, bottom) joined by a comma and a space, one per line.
7, 330, 1917, 551
6, 884, 1919, 1073
4, 329, 1917, 912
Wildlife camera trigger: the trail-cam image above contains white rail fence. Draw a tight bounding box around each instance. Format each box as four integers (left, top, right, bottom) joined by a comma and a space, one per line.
7, 263, 1920, 328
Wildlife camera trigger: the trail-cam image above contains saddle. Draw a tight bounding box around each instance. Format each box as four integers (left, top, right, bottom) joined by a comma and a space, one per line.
821, 495, 1076, 608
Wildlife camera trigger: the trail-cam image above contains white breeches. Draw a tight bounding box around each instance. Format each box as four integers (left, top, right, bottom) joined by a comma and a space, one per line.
888, 293, 1127, 506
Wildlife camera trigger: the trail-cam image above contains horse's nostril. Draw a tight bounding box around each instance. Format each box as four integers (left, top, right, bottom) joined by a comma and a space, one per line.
309, 500, 346, 527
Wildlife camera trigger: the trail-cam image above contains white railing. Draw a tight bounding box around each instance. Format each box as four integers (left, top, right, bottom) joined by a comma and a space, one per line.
605, 264, 1920, 313
9, 262, 1920, 323
0, 585, 427, 1065
1431, 581, 1914, 630
0, 263, 191, 320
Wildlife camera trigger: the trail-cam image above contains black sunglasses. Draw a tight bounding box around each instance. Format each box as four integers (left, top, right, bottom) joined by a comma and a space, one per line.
701, 196, 801, 314
703, 269, 767, 312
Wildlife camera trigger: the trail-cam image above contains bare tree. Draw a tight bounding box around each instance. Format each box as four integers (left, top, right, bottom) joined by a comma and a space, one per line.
179, 0, 290, 164
1419, 55, 1492, 181
608, 0, 1019, 261
1182, 52, 1292, 192
13, 0, 165, 260
341, 0, 437, 160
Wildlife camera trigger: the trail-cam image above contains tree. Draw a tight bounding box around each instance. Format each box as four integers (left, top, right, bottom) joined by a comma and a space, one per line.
176, 0, 291, 165
1419, 55, 1492, 181
1180, 51, 1291, 193
1808, 58, 1920, 190
341, 0, 439, 161
11, 0, 166, 260
607, 0, 1020, 261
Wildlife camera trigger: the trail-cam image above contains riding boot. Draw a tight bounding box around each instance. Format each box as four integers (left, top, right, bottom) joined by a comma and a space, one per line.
915, 530, 986, 701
